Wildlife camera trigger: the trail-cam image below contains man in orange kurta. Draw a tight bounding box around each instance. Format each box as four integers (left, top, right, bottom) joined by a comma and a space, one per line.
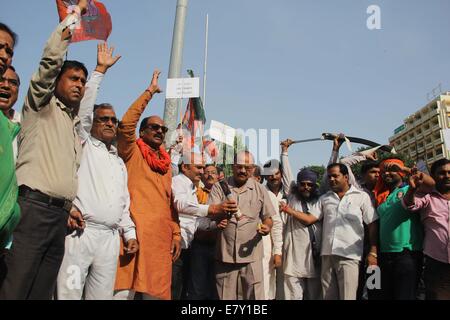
114, 70, 181, 300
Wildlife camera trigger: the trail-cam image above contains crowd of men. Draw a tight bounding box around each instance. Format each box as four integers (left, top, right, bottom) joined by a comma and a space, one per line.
0, 2, 449, 300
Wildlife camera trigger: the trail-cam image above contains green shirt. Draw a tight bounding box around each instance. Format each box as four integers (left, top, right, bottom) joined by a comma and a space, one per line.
0, 111, 21, 248
377, 185, 423, 253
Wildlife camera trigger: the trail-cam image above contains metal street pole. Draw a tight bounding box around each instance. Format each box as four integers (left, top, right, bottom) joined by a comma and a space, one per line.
203, 14, 209, 109
164, 0, 188, 145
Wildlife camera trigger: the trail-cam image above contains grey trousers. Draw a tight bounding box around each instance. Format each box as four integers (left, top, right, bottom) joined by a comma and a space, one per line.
216, 260, 264, 300
321, 255, 360, 300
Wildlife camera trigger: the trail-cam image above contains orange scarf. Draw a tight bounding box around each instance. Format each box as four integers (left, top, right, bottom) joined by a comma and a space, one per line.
136, 138, 171, 175
374, 159, 406, 206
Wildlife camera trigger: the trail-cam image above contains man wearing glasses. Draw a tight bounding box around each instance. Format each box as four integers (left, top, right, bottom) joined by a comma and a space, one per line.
114, 70, 181, 300
56, 43, 138, 300
277, 139, 323, 300
209, 150, 275, 300
280, 162, 379, 300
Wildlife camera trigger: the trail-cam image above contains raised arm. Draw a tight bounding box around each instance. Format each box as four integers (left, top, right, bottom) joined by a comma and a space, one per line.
77, 43, 121, 140
341, 148, 378, 190
320, 135, 345, 194
117, 70, 161, 161
403, 170, 434, 208
24, 2, 88, 112
280, 139, 296, 197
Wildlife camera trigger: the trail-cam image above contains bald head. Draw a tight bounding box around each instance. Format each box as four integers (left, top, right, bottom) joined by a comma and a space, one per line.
234, 150, 255, 165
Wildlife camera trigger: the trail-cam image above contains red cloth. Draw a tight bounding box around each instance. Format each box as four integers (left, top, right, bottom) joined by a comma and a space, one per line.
203, 139, 219, 162
374, 159, 406, 206
56, 0, 112, 43
136, 138, 171, 175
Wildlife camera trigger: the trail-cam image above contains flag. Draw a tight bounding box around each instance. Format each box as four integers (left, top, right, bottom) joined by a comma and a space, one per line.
56, 0, 112, 43
182, 70, 206, 151
203, 139, 219, 163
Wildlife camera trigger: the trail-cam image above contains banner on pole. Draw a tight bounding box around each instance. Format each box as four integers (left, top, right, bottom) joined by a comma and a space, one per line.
166, 78, 200, 99
210, 120, 236, 146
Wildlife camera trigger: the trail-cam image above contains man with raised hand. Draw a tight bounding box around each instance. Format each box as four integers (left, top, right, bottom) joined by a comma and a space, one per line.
0, 0, 90, 300
56, 43, 138, 300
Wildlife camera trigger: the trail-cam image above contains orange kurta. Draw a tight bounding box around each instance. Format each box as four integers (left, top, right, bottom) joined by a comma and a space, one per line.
114, 91, 181, 300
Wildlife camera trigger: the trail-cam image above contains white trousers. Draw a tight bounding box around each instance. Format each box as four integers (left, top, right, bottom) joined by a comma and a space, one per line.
284, 275, 321, 300
56, 227, 120, 300
321, 255, 360, 300
262, 234, 276, 300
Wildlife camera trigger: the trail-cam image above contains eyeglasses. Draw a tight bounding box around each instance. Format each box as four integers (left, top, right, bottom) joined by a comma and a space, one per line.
94, 116, 119, 126
0, 76, 19, 88
146, 123, 169, 134
298, 181, 315, 187
0, 42, 14, 58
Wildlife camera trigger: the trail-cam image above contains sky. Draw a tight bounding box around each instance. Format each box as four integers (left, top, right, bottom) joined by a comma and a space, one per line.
3, 0, 450, 174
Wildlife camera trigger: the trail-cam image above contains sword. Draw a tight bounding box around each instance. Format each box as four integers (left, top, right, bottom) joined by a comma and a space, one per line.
292, 133, 396, 154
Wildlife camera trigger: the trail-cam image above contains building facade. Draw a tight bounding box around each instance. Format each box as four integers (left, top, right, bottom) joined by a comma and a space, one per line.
389, 93, 450, 167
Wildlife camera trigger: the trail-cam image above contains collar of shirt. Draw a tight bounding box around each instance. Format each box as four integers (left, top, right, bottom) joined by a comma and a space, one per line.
11, 110, 21, 124
265, 184, 284, 200
179, 173, 197, 191
229, 176, 256, 194
327, 184, 361, 200
428, 189, 450, 200
89, 135, 118, 155
55, 98, 81, 124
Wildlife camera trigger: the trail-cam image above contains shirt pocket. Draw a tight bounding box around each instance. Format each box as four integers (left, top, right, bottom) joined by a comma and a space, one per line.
342, 203, 362, 223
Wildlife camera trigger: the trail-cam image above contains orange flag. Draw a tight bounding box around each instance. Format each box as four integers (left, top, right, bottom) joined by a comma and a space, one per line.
56, 0, 112, 43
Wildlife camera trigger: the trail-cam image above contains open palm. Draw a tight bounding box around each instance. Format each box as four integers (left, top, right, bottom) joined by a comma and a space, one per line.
96, 42, 121, 71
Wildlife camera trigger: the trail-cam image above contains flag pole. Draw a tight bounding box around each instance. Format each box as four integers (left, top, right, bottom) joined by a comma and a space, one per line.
203, 14, 209, 110
201, 14, 209, 157
164, 0, 189, 146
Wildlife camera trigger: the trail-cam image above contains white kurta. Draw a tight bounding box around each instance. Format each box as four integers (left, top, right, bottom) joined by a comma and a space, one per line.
261, 187, 284, 300
57, 72, 136, 300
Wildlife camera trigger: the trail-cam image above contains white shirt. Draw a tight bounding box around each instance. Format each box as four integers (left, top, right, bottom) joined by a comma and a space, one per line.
172, 173, 216, 249
309, 185, 378, 261
264, 186, 284, 256
73, 71, 136, 242
11, 110, 21, 162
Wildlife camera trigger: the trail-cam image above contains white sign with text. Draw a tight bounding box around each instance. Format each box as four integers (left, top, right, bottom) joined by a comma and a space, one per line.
209, 120, 236, 146
166, 78, 200, 99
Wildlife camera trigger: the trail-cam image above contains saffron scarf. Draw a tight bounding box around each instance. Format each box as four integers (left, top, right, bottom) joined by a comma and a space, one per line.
136, 138, 171, 175
373, 158, 406, 206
